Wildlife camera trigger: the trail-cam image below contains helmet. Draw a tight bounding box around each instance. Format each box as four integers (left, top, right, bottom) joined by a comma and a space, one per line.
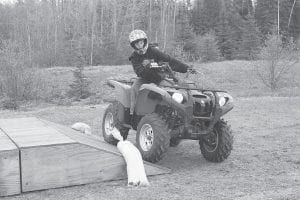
129, 30, 148, 54
129, 30, 147, 45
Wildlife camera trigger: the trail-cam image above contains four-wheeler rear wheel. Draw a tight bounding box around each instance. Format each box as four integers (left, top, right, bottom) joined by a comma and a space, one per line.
102, 102, 129, 145
136, 113, 170, 163
199, 119, 233, 162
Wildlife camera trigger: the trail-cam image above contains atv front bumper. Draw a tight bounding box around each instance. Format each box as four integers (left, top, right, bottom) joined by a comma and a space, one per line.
161, 89, 233, 140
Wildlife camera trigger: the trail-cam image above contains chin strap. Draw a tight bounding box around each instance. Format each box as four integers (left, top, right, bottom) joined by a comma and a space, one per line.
136, 42, 148, 55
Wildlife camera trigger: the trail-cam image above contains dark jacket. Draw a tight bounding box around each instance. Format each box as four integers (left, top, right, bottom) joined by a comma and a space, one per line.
129, 46, 189, 83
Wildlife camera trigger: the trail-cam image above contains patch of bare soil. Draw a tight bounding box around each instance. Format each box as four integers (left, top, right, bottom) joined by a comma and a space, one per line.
1, 97, 299, 200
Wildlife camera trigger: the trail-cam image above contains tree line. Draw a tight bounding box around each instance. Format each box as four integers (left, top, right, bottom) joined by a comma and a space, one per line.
0, 0, 299, 67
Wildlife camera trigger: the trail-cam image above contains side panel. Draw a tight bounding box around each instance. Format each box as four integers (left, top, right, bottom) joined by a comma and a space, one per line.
135, 84, 171, 115
0, 150, 20, 196
0, 130, 20, 196
135, 90, 160, 115
116, 101, 130, 124
21, 143, 127, 192
114, 86, 131, 108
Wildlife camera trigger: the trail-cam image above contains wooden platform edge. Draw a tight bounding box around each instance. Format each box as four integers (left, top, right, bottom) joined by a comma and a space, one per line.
0, 129, 21, 197
39, 119, 172, 175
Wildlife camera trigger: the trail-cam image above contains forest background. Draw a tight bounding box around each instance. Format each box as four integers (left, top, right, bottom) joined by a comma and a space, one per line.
0, 0, 299, 108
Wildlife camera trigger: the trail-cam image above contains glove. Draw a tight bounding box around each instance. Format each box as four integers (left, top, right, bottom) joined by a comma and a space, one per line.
187, 66, 197, 74
142, 59, 151, 67
145, 62, 160, 69
150, 62, 159, 68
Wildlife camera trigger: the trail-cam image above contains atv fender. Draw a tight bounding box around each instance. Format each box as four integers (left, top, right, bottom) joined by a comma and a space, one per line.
134, 83, 187, 116
107, 80, 131, 108
134, 83, 171, 115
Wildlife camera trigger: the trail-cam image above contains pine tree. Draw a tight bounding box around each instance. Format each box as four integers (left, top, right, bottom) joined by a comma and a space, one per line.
196, 31, 220, 62
254, 0, 299, 40
173, 1, 196, 59
215, 17, 236, 59
233, 0, 254, 18
255, 0, 278, 36
191, 0, 221, 35
68, 50, 91, 100
279, 0, 299, 40
236, 15, 261, 60
0, 3, 12, 41
291, 0, 300, 40
215, 1, 243, 60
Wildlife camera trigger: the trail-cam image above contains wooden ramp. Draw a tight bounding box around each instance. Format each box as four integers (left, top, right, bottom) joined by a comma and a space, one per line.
0, 117, 170, 196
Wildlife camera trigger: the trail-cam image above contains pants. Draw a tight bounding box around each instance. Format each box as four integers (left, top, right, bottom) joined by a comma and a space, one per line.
130, 78, 147, 115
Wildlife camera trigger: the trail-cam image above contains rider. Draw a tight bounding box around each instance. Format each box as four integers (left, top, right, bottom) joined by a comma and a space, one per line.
128, 29, 194, 116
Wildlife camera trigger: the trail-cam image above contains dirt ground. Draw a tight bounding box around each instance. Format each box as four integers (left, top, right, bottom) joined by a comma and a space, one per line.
1, 96, 299, 200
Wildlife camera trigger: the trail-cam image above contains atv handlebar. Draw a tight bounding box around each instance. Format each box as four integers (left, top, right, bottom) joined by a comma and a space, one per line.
148, 62, 179, 82
149, 62, 204, 85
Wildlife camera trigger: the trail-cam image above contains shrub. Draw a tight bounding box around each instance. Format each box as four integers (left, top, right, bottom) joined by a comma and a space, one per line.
68, 65, 92, 100
0, 40, 39, 109
172, 44, 190, 62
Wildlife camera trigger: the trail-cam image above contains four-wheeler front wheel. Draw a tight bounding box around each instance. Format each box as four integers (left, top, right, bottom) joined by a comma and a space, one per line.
102, 102, 129, 145
199, 119, 233, 162
136, 113, 170, 163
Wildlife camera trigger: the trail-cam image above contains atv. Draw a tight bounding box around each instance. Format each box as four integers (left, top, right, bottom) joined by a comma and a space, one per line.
102, 62, 234, 163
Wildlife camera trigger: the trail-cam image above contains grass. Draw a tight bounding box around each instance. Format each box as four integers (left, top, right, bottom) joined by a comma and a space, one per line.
1, 60, 299, 110
191, 60, 300, 97
45, 60, 300, 102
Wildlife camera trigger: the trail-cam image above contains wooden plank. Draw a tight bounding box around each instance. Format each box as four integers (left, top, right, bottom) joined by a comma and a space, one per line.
42, 119, 171, 175
6, 129, 75, 148
0, 118, 46, 132
0, 130, 20, 196
0, 118, 75, 148
21, 143, 128, 192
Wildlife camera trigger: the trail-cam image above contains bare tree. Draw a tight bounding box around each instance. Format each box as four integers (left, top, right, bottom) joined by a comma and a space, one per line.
132, 0, 136, 30
99, 0, 104, 45
173, 0, 177, 39
112, 0, 118, 40
90, 0, 96, 66
288, 0, 296, 29
26, 2, 32, 63
256, 34, 299, 91
149, 0, 152, 32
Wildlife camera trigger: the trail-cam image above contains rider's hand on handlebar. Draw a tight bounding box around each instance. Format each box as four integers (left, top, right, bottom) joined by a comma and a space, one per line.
150, 62, 160, 68
187, 66, 197, 74
142, 59, 151, 67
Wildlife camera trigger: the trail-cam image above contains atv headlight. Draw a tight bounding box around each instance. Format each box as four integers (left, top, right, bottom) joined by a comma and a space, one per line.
217, 92, 233, 106
219, 96, 226, 106
172, 93, 184, 104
